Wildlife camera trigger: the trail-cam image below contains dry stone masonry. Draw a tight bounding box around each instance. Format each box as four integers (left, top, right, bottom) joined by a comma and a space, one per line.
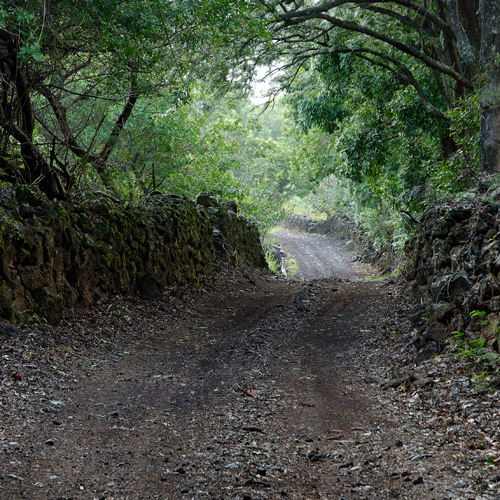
0, 187, 266, 323
404, 194, 500, 360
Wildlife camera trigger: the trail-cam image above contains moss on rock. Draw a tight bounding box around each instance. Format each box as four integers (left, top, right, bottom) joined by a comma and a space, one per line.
0, 190, 267, 324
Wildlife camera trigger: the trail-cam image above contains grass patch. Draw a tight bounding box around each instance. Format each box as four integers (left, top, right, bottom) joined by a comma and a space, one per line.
283, 196, 327, 220
359, 275, 386, 282
287, 257, 299, 277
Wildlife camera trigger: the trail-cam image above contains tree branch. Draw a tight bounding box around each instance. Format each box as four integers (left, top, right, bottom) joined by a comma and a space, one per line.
93, 62, 139, 185
275, 0, 455, 37
350, 50, 449, 119
0, 33, 35, 140
309, 13, 472, 88
358, 4, 438, 38
36, 84, 89, 159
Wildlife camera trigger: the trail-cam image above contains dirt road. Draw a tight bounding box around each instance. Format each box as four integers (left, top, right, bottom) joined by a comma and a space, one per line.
268, 230, 366, 280
0, 230, 492, 499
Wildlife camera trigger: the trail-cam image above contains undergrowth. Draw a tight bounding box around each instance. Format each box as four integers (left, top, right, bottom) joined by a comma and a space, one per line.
448, 331, 500, 391
265, 249, 281, 275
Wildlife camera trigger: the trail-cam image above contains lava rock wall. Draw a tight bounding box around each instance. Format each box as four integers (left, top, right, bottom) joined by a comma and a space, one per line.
0, 188, 266, 323
404, 197, 500, 358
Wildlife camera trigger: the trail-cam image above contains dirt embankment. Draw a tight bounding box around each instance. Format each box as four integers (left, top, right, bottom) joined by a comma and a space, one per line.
1, 229, 499, 499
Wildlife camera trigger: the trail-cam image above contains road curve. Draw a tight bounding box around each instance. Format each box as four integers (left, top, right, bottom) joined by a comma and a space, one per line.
270, 228, 368, 280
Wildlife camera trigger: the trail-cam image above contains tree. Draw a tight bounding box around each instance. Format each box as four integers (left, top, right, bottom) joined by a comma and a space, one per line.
257, 0, 499, 172
0, 0, 255, 199
480, 1, 500, 172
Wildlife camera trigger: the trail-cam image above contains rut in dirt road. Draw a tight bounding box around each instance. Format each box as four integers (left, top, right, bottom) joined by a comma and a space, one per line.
0, 230, 473, 500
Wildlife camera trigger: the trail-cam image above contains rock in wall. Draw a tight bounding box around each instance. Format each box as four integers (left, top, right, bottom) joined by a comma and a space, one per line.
403, 196, 500, 358
0, 188, 267, 323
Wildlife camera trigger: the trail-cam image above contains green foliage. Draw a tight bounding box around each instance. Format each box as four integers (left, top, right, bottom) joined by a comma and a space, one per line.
471, 310, 487, 318
448, 332, 500, 375
0, 0, 484, 242
433, 94, 480, 196
287, 55, 443, 197
109, 91, 287, 231
450, 334, 487, 362
265, 250, 281, 275
471, 372, 492, 392
0, 0, 265, 198
279, 45, 482, 253
287, 258, 299, 277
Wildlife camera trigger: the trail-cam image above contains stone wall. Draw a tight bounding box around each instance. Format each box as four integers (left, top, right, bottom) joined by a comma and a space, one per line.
403, 195, 500, 359
0, 188, 267, 323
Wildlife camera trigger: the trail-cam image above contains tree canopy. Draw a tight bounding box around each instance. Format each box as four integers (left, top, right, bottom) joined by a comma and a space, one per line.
0, 0, 256, 198
256, 0, 499, 171
0, 0, 499, 248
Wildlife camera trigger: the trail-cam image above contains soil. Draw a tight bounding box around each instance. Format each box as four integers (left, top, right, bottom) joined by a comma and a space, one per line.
1, 228, 499, 500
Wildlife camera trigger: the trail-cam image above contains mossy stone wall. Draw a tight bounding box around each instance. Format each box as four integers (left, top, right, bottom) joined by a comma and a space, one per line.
0, 188, 266, 323
403, 198, 500, 357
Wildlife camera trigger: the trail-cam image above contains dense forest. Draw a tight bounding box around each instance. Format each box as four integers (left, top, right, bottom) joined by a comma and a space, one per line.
0, 0, 498, 251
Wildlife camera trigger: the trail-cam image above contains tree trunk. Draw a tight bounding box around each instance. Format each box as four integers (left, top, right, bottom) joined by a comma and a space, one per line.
439, 133, 457, 161
479, 0, 500, 173
480, 107, 500, 173
92, 63, 139, 196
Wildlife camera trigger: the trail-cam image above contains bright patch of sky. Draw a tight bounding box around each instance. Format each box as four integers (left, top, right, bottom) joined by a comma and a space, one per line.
251, 66, 275, 104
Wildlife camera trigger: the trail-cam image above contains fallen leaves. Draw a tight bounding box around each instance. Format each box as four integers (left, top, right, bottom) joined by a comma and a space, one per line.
238, 387, 259, 398
241, 426, 264, 433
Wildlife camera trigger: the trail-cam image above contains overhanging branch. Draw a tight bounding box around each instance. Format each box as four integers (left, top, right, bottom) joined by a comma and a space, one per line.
275, 0, 455, 37
311, 13, 472, 89
350, 50, 449, 119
